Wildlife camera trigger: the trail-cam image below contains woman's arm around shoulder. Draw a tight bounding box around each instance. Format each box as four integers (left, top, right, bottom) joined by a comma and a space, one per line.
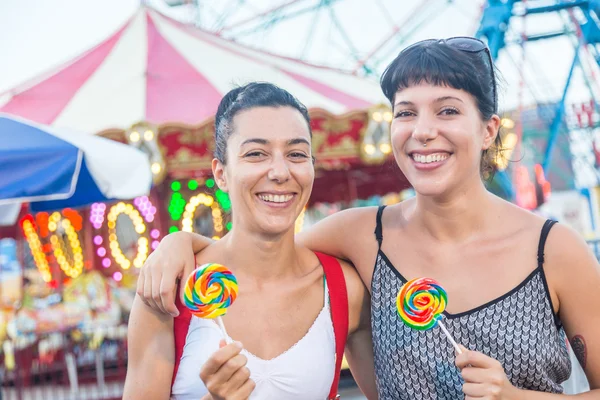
340, 258, 377, 400
123, 295, 176, 400
298, 207, 379, 267
137, 231, 214, 316
544, 223, 600, 394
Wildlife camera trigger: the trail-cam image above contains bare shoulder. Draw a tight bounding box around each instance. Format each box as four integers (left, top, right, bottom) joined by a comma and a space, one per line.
520, 209, 600, 312
297, 206, 380, 261
307, 206, 379, 235
498, 199, 580, 258
193, 241, 226, 270
329, 205, 379, 223
502, 195, 595, 271
544, 221, 597, 275
497, 198, 547, 231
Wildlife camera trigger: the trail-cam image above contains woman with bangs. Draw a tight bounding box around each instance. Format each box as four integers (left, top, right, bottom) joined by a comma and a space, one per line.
138, 38, 600, 399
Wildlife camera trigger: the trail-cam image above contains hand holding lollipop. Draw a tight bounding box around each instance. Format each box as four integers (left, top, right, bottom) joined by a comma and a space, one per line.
397, 277, 462, 354
182, 263, 238, 343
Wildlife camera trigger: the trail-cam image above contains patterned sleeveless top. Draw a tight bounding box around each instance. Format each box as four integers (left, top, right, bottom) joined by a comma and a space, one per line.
371, 206, 571, 399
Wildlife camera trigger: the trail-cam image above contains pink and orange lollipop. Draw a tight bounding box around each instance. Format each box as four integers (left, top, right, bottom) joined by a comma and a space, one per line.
396, 277, 462, 353
183, 263, 238, 341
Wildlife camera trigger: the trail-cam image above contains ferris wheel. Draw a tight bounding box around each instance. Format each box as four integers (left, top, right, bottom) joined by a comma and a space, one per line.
476, 0, 600, 203
164, 0, 600, 203
163, 0, 483, 76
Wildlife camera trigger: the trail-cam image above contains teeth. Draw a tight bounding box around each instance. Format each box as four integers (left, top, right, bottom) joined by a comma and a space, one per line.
412, 153, 449, 164
258, 194, 293, 203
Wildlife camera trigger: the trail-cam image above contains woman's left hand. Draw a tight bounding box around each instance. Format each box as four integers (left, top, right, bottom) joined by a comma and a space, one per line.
455, 346, 521, 399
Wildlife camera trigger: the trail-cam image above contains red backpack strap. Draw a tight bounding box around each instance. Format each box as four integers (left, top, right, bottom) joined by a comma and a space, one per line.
316, 252, 349, 400
172, 284, 192, 387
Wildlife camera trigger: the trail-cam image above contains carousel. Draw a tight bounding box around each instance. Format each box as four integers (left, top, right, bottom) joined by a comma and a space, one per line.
0, 8, 408, 337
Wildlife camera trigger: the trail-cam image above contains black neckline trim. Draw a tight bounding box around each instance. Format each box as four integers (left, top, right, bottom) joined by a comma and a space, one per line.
375, 249, 543, 319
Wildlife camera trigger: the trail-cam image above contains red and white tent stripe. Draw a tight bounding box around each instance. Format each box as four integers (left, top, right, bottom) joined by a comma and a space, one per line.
0, 8, 386, 134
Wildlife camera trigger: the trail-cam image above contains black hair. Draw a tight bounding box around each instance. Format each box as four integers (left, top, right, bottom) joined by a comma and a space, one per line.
214, 82, 312, 164
380, 40, 504, 178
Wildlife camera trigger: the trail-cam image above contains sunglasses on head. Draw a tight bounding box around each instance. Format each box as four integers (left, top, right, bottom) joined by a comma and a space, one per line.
403, 36, 497, 113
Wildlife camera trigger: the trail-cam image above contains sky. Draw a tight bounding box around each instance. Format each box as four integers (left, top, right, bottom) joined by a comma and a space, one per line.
0, 0, 597, 112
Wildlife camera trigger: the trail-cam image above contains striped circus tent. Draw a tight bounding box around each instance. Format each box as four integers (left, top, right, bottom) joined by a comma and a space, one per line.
0, 7, 386, 134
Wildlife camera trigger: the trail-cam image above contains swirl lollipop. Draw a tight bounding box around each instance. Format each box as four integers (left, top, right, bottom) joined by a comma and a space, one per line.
397, 277, 462, 354
183, 263, 238, 342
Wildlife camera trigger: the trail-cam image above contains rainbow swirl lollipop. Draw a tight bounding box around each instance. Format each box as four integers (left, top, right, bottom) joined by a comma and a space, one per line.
183, 263, 238, 319
396, 277, 448, 331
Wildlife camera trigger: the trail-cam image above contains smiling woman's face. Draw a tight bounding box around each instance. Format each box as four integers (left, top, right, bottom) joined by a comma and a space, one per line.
212, 106, 314, 235
390, 83, 498, 198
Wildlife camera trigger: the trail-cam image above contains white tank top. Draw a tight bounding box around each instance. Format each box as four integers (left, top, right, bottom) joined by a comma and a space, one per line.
171, 282, 335, 399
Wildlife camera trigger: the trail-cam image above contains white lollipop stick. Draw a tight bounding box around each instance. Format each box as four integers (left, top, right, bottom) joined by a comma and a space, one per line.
437, 320, 462, 354
216, 316, 232, 344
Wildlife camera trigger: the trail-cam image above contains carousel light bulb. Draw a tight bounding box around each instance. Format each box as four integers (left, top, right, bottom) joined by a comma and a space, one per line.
364, 143, 376, 155
50, 212, 84, 279
501, 118, 515, 129
144, 130, 154, 141
188, 180, 198, 191
383, 111, 393, 122
130, 131, 140, 142
22, 220, 51, 282
372, 112, 383, 122
151, 162, 162, 175
380, 143, 392, 154
107, 202, 153, 270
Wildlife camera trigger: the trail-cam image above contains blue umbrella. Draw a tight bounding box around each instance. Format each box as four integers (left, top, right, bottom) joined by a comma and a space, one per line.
0, 114, 152, 212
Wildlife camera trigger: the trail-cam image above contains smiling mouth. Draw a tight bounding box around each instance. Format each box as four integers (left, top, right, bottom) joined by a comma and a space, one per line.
411, 152, 450, 164
257, 193, 295, 203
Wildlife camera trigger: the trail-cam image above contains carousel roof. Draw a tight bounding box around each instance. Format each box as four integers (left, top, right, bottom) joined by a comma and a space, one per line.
0, 7, 386, 134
